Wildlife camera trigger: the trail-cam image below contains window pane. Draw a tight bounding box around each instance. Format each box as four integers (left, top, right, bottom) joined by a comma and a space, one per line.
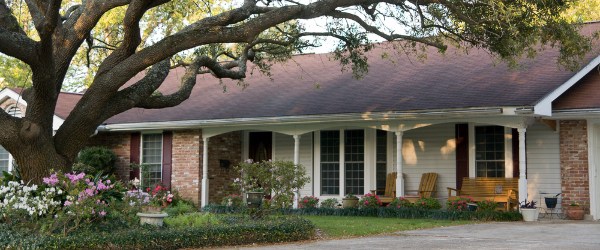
321, 131, 339, 195
142, 134, 162, 190
475, 126, 505, 177
0, 146, 9, 173
345, 130, 364, 195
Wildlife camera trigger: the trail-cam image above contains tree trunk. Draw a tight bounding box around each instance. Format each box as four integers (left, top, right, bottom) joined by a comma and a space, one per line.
12, 143, 71, 184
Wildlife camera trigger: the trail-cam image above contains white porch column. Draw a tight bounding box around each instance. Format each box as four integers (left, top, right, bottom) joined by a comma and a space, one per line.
395, 131, 404, 197
293, 135, 301, 209
201, 137, 210, 208
518, 128, 527, 204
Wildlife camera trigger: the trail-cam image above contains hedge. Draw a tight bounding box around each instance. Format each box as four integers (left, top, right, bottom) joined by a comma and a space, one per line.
203, 205, 523, 221
0, 216, 314, 249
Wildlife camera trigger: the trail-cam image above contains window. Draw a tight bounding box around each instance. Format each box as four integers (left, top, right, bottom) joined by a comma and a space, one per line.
344, 130, 364, 195
475, 126, 505, 177
0, 146, 11, 173
320, 131, 340, 195
141, 134, 162, 189
375, 130, 387, 195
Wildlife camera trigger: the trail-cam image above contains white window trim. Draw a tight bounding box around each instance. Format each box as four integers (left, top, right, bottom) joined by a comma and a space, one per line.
468, 124, 513, 178
314, 128, 370, 199
0, 147, 15, 173
140, 132, 163, 187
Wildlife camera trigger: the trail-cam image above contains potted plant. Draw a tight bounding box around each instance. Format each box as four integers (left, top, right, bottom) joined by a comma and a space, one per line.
520, 200, 538, 222
565, 202, 585, 220
136, 183, 173, 226
342, 193, 359, 208
246, 188, 264, 209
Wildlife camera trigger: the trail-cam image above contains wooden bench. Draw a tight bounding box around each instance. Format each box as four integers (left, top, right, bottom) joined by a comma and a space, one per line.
447, 177, 519, 211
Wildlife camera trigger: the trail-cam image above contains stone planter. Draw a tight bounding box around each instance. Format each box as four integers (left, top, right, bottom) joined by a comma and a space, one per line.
566, 206, 585, 220
246, 192, 264, 208
342, 197, 359, 208
137, 212, 168, 226
520, 208, 539, 222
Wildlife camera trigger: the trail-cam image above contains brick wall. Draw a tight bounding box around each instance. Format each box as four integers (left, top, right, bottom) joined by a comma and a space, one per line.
91, 132, 131, 182
171, 130, 202, 204
206, 131, 242, 203
559, 120, 590, 212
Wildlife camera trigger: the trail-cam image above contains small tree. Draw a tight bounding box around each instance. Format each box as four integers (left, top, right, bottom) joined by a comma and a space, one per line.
233, 160, 309, 209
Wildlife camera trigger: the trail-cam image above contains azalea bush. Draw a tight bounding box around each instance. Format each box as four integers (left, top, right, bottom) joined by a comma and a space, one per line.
320, 198, 338, 208
233, 160, 309, 209
359, 193, 382, 208
299, 196, 319, 208
414, 197, 442, 210
476, 200, 498, 212
388, 197, 414, 209
446, 196, 474, 211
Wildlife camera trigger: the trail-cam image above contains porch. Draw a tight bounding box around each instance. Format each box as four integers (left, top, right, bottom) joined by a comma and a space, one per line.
198, 116, 561, 210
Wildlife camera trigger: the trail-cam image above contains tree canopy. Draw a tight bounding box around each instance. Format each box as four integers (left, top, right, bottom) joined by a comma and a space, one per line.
0, 0, 595, 182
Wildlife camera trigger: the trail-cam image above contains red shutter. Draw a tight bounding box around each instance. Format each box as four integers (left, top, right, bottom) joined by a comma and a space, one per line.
162, 131, 173, 190
130, 133, 141, 180
512, 128, 520, 178
455, 124, 469, 190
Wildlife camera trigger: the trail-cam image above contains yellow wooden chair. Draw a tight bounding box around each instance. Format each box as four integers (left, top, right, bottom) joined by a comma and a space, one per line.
404, 172, 438, 201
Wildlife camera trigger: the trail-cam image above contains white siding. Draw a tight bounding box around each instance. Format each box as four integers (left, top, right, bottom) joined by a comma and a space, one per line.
526, 122, 562, 209
272, 132, 314, 197
399, 123, 457, 199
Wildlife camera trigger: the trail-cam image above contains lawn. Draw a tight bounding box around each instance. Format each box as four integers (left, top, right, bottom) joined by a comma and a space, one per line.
304, 216, 475, 238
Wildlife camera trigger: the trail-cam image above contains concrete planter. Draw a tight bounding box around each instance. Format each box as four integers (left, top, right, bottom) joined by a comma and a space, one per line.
137, 212, 169, 226
520, 208, 539, 222
342, 197, 359, 208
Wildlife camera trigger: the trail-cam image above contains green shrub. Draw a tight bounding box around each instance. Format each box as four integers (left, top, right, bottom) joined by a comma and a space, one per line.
71, 162, 96, 175
414, 197, 442, 210
476, 200, 498, 212
164, 200, 197, 216
299, 196, 319, 208
0, 215, 315, 249
221, 194, 244, 208
165, 213, 218, 228
388, 197, 414, 208
359, 193, 382, 208
76, 147, 117, 175
320, 198, 338, 208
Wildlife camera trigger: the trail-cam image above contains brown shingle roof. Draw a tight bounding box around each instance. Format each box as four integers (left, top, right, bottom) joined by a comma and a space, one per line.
97, 22, 599, 124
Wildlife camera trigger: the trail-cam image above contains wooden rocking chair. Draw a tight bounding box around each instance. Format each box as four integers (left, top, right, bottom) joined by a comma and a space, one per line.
404, 172, 438, 201
378, 172, 397, 204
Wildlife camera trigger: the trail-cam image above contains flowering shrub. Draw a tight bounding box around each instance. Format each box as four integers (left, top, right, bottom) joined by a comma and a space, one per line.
415, 197, 442, 210
446, 196, 474, 211
359, 193, 382, 208
299, 196, 319, 208
0, 171, 127, 234
320, 198, 338, 208
388, 197, 414, 209
221, 194, 244, 207
233, 160, 309, 209
476, 200, 498, 212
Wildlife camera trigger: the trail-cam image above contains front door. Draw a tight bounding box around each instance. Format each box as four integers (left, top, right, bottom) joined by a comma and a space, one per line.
249, 132, 272, 162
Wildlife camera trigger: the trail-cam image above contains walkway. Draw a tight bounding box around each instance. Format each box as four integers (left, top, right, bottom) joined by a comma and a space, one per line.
238, 221, 600, 249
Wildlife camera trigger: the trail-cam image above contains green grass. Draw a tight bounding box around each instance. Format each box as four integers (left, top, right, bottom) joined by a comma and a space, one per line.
304, 216, 474, 238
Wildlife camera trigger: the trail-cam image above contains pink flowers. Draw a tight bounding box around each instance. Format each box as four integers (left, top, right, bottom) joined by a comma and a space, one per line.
42, 173, 59, 186
65, 172, 85, 184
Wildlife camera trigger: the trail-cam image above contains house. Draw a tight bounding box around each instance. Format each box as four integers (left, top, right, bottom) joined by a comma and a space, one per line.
2, 22, 600, 219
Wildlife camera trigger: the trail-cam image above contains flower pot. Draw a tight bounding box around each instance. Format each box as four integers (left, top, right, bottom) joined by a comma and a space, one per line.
342, 198, 359, 208
246, 192, 264, 208
566, 207, 585, 220
137, 212, 168, 226
520, 208, 539, 222
544, 197, 558, 209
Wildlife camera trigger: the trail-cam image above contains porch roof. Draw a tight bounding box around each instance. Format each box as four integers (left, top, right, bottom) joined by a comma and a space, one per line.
102, 22, 600, 127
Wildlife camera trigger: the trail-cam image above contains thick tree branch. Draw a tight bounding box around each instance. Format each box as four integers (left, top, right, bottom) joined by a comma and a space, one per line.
0, 0, 26, 35
0, 29, 39, 65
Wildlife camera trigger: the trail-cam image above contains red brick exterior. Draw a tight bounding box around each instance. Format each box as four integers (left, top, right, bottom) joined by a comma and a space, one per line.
559, 120, 590, 213
91, 132, 131, 182
171, 130, 202, 204
206, 131, 242, 203
92, 129, 242, 206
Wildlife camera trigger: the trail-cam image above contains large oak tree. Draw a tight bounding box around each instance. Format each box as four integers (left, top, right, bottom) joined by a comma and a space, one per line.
0, 0, 593, 182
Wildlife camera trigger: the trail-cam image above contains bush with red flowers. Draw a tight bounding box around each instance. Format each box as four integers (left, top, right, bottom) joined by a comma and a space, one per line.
299, 196, 319, 208
359, 193, 382, 208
